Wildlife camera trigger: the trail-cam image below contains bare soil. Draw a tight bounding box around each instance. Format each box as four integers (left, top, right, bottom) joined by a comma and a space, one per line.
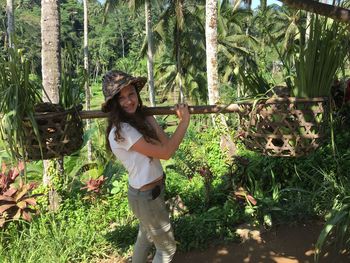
103, 221, 349, 263
172, 221, 350, 263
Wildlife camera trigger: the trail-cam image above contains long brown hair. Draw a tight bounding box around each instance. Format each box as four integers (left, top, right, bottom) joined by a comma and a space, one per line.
105, 90, 160, 152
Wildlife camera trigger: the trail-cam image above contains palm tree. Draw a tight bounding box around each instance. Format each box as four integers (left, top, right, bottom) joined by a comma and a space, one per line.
205, 0, 236, 155
41, 0, 61, 186
128, 0, 158, 105
218, 0, 257, 96
153, 0, 207, 103
206, 0, 219, 106
6, 0, 14, 48
105, 0, 157, 106
41, 0, 60, 105
83, 0, 92, 161
144, 0, 156, 106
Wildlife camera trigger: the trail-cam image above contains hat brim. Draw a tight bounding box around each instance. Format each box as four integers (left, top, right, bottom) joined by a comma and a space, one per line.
101, 76, 147, 113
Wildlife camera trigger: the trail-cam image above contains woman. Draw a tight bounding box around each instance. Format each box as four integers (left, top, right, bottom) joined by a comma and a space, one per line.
101, 70, 190, 263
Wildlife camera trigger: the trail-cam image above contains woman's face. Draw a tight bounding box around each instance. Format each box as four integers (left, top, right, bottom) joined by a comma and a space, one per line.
117, 85, 139, 114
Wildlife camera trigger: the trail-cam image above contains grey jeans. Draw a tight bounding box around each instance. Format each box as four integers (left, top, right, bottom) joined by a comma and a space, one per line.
128, 184, 176, 263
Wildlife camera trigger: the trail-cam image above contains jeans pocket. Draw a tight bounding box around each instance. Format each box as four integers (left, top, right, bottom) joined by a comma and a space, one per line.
151, 185, 161, 200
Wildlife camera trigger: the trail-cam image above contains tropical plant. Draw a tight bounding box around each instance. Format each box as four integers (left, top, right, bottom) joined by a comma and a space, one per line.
60, 44, 86, 109
0, 162, 24, 194
315, 196, 350, 262
0, 48, 42, 160
238, 68, 272, 97
81, 175, 106, 194
153, 0, 208, 104
292, 14, 348, 97
218, 2, 276, 99
0, 162, 40, 227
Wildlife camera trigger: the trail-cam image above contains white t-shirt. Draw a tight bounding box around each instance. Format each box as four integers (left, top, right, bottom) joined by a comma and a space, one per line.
108, 122, 164, 189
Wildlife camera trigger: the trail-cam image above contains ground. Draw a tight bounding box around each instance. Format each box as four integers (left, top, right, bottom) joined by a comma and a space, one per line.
172, 221, 349, 263
103, 221, 349, 263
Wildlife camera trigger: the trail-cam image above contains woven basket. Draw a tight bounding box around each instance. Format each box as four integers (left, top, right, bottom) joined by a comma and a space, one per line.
238, 97, 328, 157
22, 103, 84, 160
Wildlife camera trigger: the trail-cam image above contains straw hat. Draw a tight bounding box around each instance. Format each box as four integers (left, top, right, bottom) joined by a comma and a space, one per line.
101, 70, 147, 113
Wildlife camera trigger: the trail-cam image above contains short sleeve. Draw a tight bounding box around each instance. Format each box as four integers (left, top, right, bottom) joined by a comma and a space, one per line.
109, 123, 142, 151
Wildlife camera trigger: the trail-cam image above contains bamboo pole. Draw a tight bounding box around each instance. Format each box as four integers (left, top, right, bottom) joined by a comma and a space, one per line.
79, 104, 243, 119
24, 97, 327, 120
77, 97, 326, 119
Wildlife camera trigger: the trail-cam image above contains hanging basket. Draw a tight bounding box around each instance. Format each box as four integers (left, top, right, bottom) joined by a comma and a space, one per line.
22, 103, 84, 160
237, 97, 328, 157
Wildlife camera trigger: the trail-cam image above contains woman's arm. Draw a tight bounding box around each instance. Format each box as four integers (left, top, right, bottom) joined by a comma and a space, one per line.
131, 104, 190, 160
146, 115, 170, 145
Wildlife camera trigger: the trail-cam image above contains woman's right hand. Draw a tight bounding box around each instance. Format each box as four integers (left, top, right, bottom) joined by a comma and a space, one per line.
175, 103, 190, 123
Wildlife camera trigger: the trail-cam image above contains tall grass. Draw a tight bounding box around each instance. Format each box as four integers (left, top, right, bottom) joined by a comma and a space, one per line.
1, 216, 99, 262
0, 197, 125, 263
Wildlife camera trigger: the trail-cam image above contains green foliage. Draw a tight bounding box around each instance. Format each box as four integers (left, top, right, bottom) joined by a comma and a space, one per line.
293, 15, 349, 97
60, 44, 86, 109
173, 198, 241, 251
172, 125, 230, 179
164, 125, 243, 251
238, 68, 272, 98
315, 196, 350, 262
0, 113, 349, 261
235, 112, 350, 236
0, 48, 42, 160
167, 125, 230, 208
1, 0, 350, 261
153, 1, 208, 104
0, 205, 110, 262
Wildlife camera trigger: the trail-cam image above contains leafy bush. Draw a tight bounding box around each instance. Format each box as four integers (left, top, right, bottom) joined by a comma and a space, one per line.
173, 198, 242, 251
0, 162, 40, 227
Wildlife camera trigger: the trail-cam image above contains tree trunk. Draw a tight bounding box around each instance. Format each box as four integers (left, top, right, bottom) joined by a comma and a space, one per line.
206, 0, 236, 156
206, 0, 219, 107
145, 0, 156, 107
175, 18, 184, 103
6, 0, 14, 48
279, 0, 350, 24
83, 0, 92, 162
41, 0, 61, 187
176, 31, 184, 103
41, 0, 60, 104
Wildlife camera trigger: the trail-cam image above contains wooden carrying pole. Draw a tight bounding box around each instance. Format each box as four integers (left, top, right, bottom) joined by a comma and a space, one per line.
77, 97, 323, 119
78, 104, 243, 119
25, 98, 325, 120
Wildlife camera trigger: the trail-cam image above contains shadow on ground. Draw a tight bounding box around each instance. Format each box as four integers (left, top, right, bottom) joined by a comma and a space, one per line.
172, 221, 350, 263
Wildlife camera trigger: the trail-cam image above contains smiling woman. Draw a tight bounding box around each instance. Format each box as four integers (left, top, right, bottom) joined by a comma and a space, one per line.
101, 70, 190, 262
117, 86, 139, 114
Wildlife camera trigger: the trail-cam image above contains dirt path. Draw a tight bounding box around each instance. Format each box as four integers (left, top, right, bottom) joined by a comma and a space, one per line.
172, 221, 349, 263
108, 221, 349, 263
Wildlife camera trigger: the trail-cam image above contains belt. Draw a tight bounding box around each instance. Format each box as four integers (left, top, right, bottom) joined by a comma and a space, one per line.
139, 175, 165, 191
128, 173, 166, 200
